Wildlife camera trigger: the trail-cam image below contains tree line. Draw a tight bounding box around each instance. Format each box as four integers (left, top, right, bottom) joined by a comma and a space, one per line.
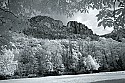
1, 32, 125, 79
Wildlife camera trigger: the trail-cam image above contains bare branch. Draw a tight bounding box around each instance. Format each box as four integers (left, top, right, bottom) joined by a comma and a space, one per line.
0, 7, 18, 18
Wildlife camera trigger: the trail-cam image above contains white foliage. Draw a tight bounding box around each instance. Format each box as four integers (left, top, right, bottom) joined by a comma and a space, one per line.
86, 55, 100, 70
0, 47, 18, 75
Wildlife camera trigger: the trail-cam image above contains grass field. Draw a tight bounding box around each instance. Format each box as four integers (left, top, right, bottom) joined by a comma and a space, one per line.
0, 71, 125, 83
92, 79, 125, 83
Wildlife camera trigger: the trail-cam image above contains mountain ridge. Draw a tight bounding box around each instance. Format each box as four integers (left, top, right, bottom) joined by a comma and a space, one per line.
23, 15, 99, 40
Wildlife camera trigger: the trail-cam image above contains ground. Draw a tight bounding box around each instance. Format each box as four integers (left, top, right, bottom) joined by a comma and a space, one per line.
0, 71, 125, 83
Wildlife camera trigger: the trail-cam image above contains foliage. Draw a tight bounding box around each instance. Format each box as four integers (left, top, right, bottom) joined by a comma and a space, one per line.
0, 0, 124, 28
1, 0, 125, 79
0, 0, 125, 46
0, 0, 124, 35
17, 47, 38, 76
85, 55, 100, 71
1, 32, 125, 78
96, 0, 125, 29
0, 46, 18, 76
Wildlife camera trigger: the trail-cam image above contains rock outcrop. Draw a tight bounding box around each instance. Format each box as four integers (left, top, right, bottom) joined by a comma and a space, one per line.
24, 16, 99, 40
67, 21, 93, 35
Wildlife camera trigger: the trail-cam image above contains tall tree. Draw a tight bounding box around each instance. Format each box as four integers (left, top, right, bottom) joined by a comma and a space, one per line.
0, 46, 18, 76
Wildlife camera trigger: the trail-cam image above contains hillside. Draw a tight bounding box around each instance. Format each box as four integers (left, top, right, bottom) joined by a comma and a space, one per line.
1, 16, 125, 80
100, 29, 125, 42
23, 16, 99, 40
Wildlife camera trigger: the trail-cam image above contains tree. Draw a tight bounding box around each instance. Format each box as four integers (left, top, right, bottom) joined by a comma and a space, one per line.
1, 0, 124, 38
0, 46, 18, 76
17, 46, 38, 76
85, 55, 100, 71
97, 37, 123, 71
96, 0, 125, 29
96, 0, 125, 40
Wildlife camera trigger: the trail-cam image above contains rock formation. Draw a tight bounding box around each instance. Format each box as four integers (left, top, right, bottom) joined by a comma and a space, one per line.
24, 16, 99, 40
67, 21, 93, 35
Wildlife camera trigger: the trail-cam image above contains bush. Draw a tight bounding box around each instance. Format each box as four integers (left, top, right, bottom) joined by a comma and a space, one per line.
43, 71, 59, 76
0, 75, 7, 80
28, 74, 37, 78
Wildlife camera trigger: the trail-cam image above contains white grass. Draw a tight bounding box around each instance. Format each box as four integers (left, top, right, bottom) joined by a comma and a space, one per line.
1, 71, 125, 83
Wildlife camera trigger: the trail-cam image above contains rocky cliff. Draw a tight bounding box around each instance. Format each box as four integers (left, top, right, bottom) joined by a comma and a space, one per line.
23, 16, 99, 40
67, 21, 93, 35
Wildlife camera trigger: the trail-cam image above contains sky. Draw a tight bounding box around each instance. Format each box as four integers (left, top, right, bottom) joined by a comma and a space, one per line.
50, 9, 114, 35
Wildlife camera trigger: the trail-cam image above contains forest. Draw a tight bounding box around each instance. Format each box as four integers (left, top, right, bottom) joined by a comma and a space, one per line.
0, 0, 125, 80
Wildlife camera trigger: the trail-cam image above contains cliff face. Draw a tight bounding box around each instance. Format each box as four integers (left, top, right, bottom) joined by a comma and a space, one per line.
67, 21, 93, 35
24, 16, 98, 40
